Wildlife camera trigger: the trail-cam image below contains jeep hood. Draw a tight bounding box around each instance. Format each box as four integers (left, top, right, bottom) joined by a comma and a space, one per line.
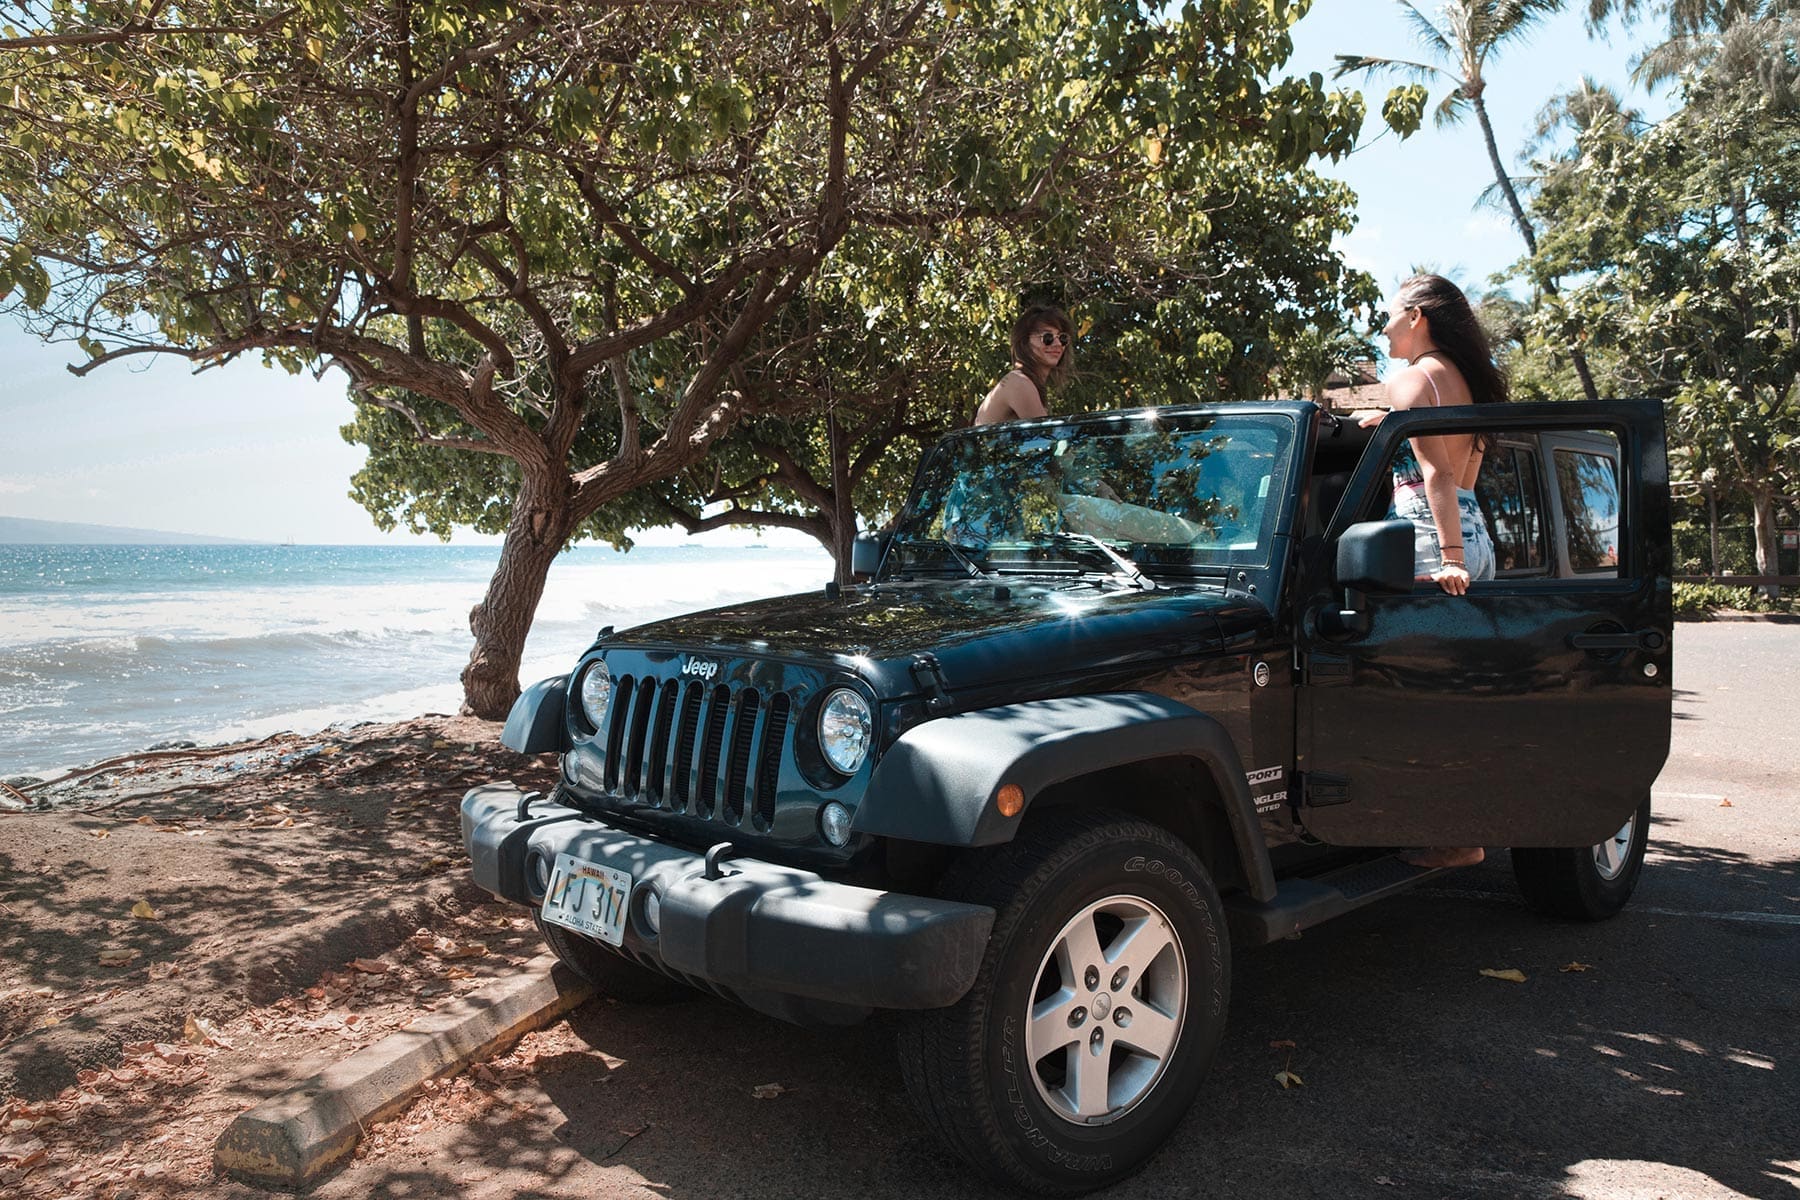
600, 581, 1267, 695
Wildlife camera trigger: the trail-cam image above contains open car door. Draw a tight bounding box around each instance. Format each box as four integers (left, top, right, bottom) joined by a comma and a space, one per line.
1294, 399, 1672, 848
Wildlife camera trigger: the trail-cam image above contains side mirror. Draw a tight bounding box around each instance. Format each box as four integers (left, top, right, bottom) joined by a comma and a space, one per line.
850, 532, 889, 579
1319, 519, 1416, 638
1336, 519, 1417, 593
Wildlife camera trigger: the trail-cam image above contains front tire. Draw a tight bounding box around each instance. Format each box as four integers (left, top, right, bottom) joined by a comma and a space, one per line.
897, 809, 1229, 1196
1511, 796, 1651, 921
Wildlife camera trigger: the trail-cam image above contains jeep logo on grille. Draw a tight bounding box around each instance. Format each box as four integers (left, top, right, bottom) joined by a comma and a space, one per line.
680, 657, 720, 681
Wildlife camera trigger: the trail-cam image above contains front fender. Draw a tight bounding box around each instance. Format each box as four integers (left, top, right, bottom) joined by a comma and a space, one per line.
502, 675, 569, 754
854, 692, 1275, 902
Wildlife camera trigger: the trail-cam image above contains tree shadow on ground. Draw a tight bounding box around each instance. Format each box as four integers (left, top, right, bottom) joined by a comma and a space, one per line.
312, 834, 1797, 1200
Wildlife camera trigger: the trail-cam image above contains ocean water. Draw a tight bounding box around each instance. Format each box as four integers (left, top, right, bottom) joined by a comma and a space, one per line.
0, 542, 833, 776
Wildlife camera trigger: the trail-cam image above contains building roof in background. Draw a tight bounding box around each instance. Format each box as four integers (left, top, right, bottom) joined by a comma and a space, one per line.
1317, 360, 1389, 412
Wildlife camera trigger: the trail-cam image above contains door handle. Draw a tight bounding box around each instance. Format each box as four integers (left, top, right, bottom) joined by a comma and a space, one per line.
1569, 628, 1665, 652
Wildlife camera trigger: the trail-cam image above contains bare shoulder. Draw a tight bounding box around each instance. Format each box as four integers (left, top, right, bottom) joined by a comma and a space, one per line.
1385, 366, 1432, 411
975, 372, 1043, 425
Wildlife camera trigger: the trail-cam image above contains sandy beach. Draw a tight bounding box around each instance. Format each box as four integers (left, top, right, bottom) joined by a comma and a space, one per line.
0, 712, 556, 1197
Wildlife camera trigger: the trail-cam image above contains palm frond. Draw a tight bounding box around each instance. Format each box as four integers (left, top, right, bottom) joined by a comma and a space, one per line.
1398, 1, 1455, 58
1433, 87, 1471, 127
1332, 52, 1446, 84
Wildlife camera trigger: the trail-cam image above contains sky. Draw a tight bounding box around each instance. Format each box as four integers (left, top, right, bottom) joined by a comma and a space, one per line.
0, 1, 1667, 545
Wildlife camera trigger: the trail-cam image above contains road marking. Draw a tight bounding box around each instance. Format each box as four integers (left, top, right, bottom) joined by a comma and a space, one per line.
1654, 791, 1728, 801
1419, 887, 1800, 928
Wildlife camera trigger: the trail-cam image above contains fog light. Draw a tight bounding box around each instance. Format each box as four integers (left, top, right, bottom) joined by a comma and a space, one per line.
529, 851, 553, 896
820, 801, 853, 847
641, 889, 662, 936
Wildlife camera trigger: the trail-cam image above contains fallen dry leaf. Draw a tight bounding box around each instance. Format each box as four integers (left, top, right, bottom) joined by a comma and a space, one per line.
183, 1014, 232, 1049
1480, 968, 1528, 983
1275, 1070, 1305, 1089
1719, 798, 1733, 807
1561, 962, 1593, 973
87, 829, 110, 840
96, 949, 139, 969
750, 1083, 785, 1099
1269, 1039, 1297, 1050
410, 931, 488, 960
129, 900, 157, 920
350, 957, 390, 975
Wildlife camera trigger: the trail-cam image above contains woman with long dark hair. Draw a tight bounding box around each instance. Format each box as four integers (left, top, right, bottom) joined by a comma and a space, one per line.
1360, 273, 1507, 870
973, 305, 1075, 425
1360, 273, 1507, 596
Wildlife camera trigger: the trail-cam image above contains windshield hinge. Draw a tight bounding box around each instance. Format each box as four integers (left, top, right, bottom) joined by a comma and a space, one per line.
910, 653, 954, 713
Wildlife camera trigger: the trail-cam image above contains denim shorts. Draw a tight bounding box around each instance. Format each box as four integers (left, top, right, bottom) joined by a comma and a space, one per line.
1390, 486, 1496, 581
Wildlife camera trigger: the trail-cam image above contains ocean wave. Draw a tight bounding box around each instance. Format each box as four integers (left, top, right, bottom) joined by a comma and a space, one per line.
0, 544, 834, 774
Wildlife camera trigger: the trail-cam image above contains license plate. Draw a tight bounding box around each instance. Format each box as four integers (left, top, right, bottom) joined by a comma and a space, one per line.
539, 853, 632, 947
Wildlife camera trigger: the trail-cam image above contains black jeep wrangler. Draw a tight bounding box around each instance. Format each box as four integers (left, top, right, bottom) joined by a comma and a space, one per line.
462, 399, 1671, 1194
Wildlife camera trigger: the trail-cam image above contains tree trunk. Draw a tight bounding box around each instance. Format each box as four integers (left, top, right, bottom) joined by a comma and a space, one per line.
1707, 484, 1721, 577
1473, 94, 1536, 256
461, 473, 575, 719
1472, 94, 1601, 402
1752, 489, 1781, 603
828, 413, 856, 584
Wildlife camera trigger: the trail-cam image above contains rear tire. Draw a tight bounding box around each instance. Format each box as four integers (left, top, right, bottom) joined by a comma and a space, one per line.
534, 913, 689, 1003
897, 809, 1229, 1196
1511, 796, 1651, 921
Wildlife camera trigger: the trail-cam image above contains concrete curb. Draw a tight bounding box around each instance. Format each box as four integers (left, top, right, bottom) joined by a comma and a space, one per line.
214, 954, 592, 1191
1676, 611, 1800, 624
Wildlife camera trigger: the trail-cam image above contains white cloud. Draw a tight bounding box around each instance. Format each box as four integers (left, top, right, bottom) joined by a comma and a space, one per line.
0, 480, 35, 494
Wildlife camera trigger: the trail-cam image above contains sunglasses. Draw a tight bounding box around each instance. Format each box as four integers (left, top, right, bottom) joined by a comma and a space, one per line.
1036, 331, 1071, 347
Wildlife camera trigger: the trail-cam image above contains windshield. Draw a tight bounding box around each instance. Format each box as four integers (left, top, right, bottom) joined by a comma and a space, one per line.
888, 410, 1295, 579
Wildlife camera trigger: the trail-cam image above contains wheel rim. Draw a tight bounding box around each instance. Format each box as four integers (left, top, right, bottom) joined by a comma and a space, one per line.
1024, 894, 1186, 1126
1593, 812, 1637, 881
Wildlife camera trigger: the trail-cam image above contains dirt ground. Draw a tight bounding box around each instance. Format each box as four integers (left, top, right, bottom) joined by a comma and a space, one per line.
0, 715, 558, 1198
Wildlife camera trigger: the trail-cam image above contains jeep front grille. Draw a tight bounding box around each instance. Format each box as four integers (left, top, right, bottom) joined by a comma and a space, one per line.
601, 676, 792, 832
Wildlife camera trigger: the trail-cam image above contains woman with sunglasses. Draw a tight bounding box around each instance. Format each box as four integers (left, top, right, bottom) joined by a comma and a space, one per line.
973, 305, 1075, 425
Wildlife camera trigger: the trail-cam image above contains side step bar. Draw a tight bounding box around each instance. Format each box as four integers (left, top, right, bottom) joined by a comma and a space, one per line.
1223, 854, 1452, 946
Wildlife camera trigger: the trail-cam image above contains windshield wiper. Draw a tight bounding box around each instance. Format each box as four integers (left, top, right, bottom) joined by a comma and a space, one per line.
1049, 532, 1156, 591
896, 536, 996, 580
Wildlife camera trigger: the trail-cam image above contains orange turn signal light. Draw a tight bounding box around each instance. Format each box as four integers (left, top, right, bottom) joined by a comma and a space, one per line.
995, 783, 1025, 818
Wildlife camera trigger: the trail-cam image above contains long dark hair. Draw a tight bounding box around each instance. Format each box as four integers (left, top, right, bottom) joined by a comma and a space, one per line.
1394, 274, 1508, 408
1008, 304, 1075, 398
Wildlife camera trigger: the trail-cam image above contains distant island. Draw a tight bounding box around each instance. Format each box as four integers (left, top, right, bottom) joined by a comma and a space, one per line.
0, 515, 256, 545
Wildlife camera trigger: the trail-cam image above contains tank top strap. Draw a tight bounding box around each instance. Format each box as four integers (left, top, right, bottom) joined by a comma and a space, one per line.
1419, 363, 1442, 407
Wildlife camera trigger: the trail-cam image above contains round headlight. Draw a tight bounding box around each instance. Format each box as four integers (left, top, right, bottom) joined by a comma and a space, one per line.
578, 661, 613, 730
818, 688, 872, 776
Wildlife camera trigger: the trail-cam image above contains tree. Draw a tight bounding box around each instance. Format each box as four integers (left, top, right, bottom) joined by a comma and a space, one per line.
1519, 61, 1800, 593
1, 0, 1367, 715
1335, 0, 1605, 401
640, 142, 1379, 565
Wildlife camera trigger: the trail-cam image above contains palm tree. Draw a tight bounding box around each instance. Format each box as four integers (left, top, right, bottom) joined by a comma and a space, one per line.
1585, 0, 1799, 249
1585, 1, 1798, 104
1335, 1, 1604, 401
1335, 1, 1565, 255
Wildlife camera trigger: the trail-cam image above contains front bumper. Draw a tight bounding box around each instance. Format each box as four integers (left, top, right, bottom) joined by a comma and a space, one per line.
461, 784, 994, 1022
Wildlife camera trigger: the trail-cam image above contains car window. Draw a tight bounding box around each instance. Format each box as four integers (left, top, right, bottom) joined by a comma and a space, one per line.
892, 411, 1296, 576
1475, 444, 1548, 575
1555, 448, 1622, 575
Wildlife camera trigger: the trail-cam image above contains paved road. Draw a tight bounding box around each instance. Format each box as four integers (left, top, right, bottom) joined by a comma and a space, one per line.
312, 623, 1799, 1200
